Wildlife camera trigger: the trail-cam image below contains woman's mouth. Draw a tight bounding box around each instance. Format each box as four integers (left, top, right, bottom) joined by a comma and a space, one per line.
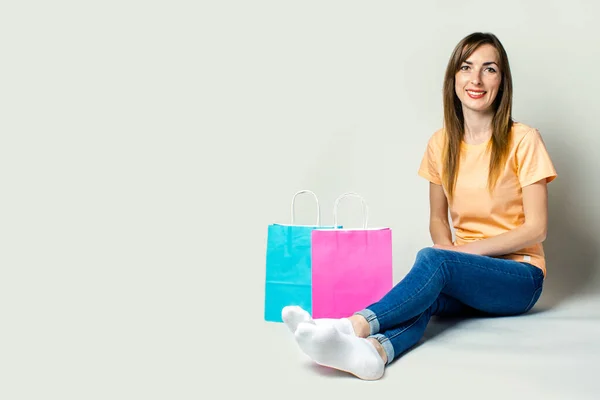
467, 90, 486, 99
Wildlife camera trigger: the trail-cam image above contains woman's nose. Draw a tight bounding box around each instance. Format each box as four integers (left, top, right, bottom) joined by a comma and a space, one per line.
470, 71, 482, 85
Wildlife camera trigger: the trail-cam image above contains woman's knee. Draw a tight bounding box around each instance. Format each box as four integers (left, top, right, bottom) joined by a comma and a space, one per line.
416, 246, 446, 261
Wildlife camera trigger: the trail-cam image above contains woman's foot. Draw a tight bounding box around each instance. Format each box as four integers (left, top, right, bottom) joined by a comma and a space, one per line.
294, 322, 385, 381
281, 306, 355, 335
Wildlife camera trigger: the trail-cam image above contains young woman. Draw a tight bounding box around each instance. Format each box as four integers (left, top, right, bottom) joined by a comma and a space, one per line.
281, 32, 557, 381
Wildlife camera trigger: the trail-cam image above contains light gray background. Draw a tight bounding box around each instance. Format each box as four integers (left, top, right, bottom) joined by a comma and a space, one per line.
2, 1, 599, 399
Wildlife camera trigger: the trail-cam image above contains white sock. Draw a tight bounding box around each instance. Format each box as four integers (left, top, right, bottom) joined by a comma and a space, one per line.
294, 322, 385, 380
281, 306, 355, 336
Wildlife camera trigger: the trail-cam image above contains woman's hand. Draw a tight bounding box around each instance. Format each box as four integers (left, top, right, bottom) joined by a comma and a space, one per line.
432, 244, 456, 251
433, 243, 478, 254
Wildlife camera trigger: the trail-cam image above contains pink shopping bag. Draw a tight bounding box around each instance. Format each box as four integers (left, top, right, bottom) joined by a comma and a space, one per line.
311, 193, 393, 319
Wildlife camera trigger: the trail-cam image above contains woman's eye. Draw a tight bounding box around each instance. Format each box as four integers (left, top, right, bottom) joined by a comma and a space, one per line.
460, 65, 469, 71
486, 67, 497, 73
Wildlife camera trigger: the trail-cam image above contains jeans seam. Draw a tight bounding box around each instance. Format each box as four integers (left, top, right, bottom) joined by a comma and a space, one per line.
387, 311, 428, 341
376, 260, 444, 320
524, 286, 543, 312
456, 259, 540, 279
375, 335, 389, 344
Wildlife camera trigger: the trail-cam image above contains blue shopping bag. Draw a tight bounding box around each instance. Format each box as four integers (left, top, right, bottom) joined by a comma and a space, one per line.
264, 190, 339, 322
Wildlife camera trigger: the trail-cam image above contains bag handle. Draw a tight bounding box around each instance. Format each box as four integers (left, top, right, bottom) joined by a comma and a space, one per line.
333, 192, 369, 229
291, 190, 321, 225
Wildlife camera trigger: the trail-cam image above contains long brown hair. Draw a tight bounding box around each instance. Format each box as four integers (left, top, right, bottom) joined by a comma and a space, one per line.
442, 32, 514, 203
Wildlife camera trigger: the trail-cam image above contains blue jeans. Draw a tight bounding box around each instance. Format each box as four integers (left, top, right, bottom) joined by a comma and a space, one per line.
354, 247, 545, 364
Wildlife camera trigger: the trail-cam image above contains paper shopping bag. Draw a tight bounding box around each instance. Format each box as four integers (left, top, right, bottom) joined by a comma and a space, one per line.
311, 192, 393, 319
264, 190, 339, 322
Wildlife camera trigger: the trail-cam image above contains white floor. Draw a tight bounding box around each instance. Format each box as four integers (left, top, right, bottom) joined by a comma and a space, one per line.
231, 291, 600, 400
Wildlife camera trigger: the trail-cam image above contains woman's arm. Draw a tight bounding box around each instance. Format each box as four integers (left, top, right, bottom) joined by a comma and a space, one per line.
436, 179, 549, 256
428, 182, 454, 246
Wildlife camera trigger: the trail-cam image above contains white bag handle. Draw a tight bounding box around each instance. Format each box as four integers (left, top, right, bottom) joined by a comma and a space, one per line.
333, 192, 369, 229
291, 190, 321, 225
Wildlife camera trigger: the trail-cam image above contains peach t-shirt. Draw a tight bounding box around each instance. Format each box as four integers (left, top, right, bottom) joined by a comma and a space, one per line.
418, 122, 557, 275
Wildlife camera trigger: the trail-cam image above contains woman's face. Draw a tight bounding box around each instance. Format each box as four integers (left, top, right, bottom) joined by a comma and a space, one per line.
454, 44, 502, 114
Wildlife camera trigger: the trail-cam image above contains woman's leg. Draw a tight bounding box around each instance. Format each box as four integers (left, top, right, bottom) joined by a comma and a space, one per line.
368, 293, 480, 366
288, 247, 544, 379
355, 247, 544, 337
291, 293, 476, 380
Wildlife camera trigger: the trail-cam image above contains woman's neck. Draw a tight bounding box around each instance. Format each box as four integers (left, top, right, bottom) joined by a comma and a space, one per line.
462, 108, 494, 143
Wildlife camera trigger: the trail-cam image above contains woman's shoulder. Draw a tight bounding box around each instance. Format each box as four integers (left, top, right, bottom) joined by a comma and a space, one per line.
428, 127, 446, 146
421, 128, 447, 157
511, 121, 541, 142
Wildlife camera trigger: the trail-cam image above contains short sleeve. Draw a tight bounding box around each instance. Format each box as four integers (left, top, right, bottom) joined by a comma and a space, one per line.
516, 129, 557, 187
418, 135, 442, 185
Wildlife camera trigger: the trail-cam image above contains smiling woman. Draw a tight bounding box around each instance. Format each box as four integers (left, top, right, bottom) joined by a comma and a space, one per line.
455, 44, 502, 116
280, 32, 558, 381
441, 33, 516, 204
